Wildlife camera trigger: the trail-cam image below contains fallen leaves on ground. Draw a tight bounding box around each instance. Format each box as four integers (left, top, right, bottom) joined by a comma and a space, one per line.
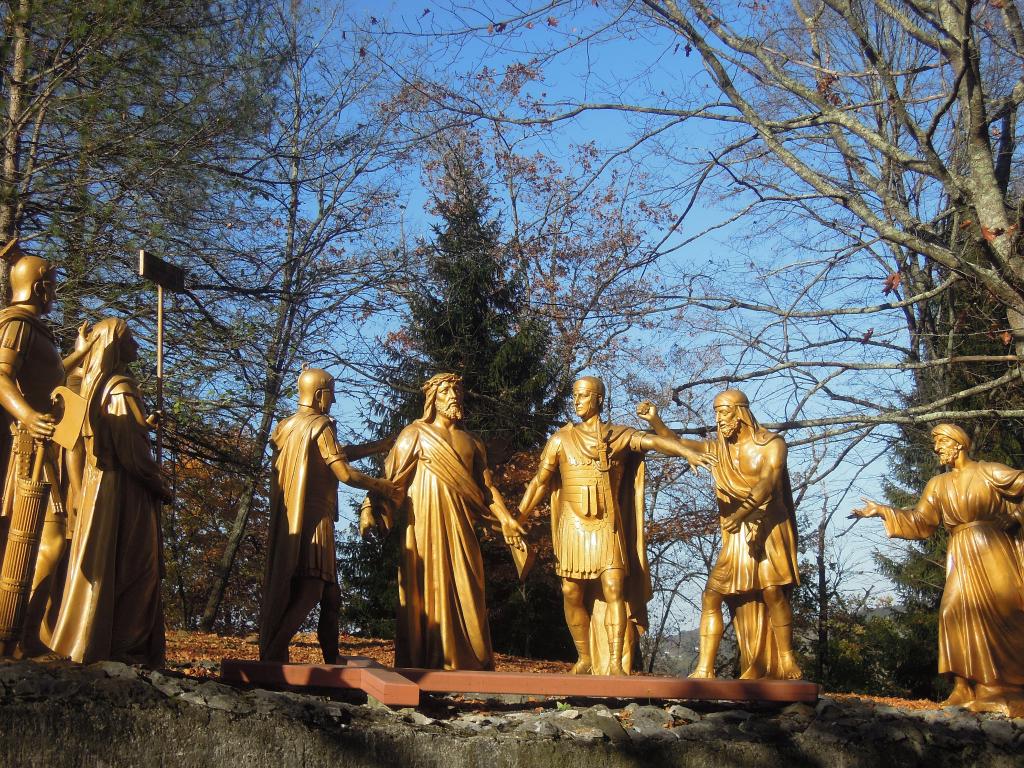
830, 692, 942, 711
166, 630, 571, 678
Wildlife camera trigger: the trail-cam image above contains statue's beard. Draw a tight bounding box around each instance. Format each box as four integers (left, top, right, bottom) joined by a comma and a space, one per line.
718, 420, 739, 439
439, 400, 463, 421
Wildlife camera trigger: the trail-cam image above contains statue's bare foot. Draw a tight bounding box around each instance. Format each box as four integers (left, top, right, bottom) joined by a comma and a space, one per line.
940, 677, 973, 707
966, 684, 1024, 717
689, 665, 715, 679
966, 699, 1006, 715
28, 650, 64, 663
779, 651, 803, 680
570, 657, 592, 675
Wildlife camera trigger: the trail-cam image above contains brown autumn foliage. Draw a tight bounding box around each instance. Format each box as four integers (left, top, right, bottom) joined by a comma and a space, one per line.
161, 432, 268, 634
165, 630, 572, 678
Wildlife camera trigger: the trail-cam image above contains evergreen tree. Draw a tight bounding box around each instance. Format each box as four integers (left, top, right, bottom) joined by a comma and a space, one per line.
863, 237, 1024, 698
376, 141, 566, 457
338, 134, 572, 658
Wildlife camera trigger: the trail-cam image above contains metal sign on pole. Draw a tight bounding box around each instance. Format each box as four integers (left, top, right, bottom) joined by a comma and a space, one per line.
138, 250, 186, 465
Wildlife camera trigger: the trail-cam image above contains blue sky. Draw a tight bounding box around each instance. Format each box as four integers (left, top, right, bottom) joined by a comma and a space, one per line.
318, 0, 921, 624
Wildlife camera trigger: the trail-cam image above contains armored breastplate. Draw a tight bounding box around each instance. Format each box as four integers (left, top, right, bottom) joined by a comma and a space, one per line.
560, 461, 620, 519
18, 332, 63, 412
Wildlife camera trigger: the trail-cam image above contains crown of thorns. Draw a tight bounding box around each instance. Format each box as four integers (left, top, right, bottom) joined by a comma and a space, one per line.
421, 372, 462, 393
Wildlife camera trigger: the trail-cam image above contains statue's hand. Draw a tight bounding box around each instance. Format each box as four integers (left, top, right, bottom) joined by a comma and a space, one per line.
25, 409, 55, 440
358, 504, 378, 539
377, 479, 403, 506
146, 410, 162, 429
851, 498, 884, 519
722, 512, 744, 534
636, 401, 658, 423
153, 479, 173, 505
75, 321, 91, 352
501, 515, 528, 551
686, 449, 717, 473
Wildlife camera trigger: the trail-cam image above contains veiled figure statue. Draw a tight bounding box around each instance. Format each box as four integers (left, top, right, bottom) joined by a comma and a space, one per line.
48, 319, 169, 666
638, 391, 802, 680
359, 373, 526, 671
853, 423, 1024, 716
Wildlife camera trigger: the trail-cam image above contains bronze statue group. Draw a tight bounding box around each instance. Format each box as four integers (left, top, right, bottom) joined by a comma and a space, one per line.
0, 244, 1022, 717
0, 246, 167, 666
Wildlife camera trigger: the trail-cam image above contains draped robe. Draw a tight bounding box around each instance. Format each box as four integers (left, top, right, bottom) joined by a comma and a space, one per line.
703, 427, 800, 679
369, 420, 495, 670
48, 375, 164, 666
878, 462, 1024, 686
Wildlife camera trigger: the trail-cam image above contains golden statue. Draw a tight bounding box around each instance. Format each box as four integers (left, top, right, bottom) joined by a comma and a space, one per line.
0, 245, 89, 656
853, 423, 1024, 716
518, 376, 712, 676
638, 390, 802, 680
48, 319, 168, 666
260, 368, 399, 664
359, 373, 526, 671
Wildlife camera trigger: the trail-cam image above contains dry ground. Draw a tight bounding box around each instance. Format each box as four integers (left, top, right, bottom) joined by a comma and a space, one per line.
166, 630, 572, 676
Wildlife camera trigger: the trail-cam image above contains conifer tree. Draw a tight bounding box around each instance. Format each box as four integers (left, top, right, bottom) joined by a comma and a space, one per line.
338, 134, 572, 657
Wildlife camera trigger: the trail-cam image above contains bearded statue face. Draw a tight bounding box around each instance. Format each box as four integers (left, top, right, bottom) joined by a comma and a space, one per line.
933, 434, 962, 467
435, 379, 464, 421
715, 403, 742, 439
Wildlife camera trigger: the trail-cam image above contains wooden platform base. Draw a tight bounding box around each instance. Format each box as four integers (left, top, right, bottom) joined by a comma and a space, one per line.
220, 657, 819, 707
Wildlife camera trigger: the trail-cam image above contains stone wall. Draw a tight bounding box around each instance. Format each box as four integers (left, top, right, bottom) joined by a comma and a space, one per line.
1, 659, 1022, 768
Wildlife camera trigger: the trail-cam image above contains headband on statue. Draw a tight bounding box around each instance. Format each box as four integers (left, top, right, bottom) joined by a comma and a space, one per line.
931, 423, 972, 451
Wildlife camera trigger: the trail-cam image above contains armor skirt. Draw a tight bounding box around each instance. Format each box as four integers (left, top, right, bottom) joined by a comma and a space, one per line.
555, 510, 624, 579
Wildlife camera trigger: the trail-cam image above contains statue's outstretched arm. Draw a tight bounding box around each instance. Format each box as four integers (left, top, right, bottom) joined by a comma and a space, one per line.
635, 401, 713, 471
519, 464, 555, 521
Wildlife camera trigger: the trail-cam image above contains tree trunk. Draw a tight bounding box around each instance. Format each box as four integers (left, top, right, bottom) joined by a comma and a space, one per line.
197, 401, 277, 631
815, 504, 828, 683
0, 0, 30, 298
198, 12, 304, 631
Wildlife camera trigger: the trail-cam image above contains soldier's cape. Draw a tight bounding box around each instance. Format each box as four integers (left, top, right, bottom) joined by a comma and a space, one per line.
258, 411, 333, 656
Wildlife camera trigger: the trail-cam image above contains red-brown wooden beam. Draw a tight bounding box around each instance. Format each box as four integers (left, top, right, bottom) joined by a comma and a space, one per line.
395, 668, 818, 702
220, 658, 420, 706
220, 658, 818, 707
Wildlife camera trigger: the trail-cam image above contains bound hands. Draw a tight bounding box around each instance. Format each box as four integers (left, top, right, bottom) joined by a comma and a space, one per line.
358, 502, 378, 540
359, 480, 402, 540
722, 511, 745, 534
500, 512, 528, 551
723, 496, 763, 535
